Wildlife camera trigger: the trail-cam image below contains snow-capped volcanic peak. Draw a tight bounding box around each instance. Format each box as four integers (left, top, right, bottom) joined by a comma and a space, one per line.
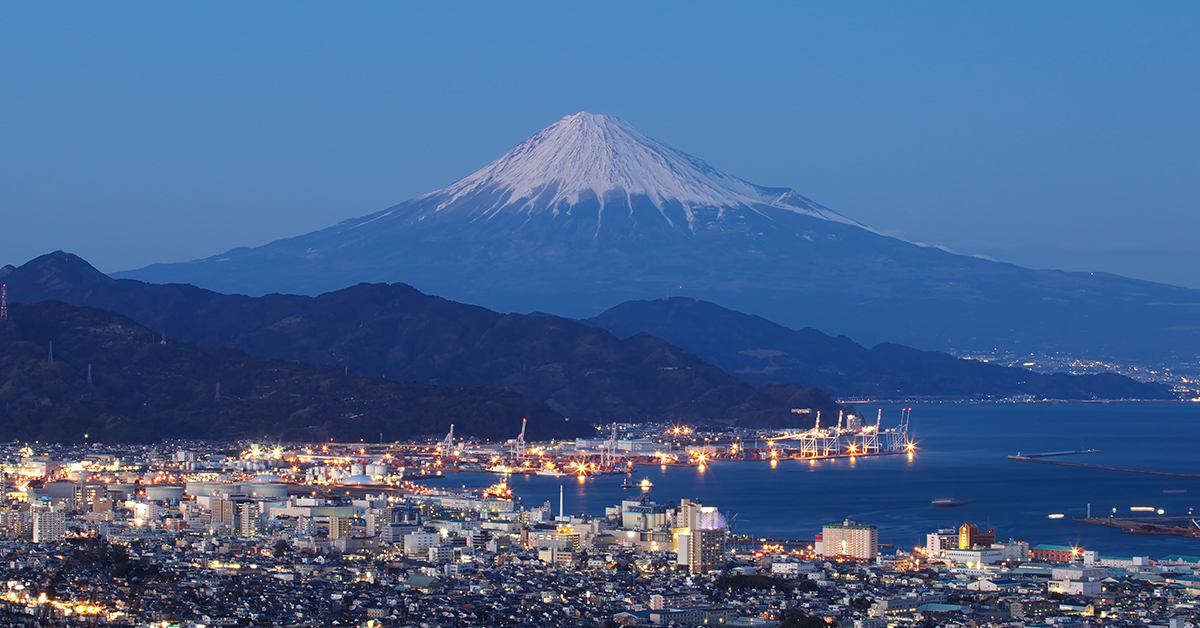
408, 112, 863, 229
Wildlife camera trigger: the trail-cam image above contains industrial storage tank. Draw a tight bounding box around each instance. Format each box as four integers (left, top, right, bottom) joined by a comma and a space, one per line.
340, 474, 380, 485
185, 482, 237, 499
244, 483, 288, 499
144, 485, 185, 502
365, 464, 387, 477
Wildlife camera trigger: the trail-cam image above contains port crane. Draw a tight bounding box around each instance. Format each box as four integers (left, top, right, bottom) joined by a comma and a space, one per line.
510, 418, 527, 461
601, 422, 620, 468
768, 408, 913, 459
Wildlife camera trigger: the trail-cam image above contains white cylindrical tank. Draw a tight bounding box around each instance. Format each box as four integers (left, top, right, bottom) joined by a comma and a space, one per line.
185, 481, 213, 497
145, 485, 185, 502
247, 483, 288, 499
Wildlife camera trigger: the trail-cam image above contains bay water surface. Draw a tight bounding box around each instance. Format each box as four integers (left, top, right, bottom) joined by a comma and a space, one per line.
424, 402, 1200, 557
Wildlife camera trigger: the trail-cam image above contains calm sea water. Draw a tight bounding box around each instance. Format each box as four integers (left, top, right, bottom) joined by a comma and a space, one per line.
425, 402, 1200, 558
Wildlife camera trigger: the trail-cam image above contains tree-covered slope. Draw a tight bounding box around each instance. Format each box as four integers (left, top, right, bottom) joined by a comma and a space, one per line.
0, 301, 582, 443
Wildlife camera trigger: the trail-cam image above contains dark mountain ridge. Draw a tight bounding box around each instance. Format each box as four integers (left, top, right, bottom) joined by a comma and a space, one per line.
2, 252, 1171, 409
1, 252, 845, 428
0, 300, 582, 444
586, 298, 1172, 400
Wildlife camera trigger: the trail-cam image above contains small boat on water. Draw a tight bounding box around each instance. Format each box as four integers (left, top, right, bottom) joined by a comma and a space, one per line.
932, 498, 970, 507
535, 468, 566, 477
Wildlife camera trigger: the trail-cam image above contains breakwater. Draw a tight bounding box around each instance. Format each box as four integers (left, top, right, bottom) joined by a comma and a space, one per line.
1008, 455, 1200, 477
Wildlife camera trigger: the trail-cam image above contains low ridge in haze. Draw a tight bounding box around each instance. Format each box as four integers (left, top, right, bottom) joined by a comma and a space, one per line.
587, 298, 1171, 400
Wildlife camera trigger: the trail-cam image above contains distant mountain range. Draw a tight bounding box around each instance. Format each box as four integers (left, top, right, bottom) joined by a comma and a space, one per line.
1, 252, 848, 429
118, 112, 1200, 366
587, 298, 1170, 400
1, 253, 1172, 424
0, 300, 580, 444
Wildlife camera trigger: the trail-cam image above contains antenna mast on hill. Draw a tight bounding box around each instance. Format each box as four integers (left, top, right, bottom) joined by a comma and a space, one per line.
1, 283, 7, 320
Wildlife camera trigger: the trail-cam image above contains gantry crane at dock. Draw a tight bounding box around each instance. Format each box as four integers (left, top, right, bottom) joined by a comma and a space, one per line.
768, 408, 913, 460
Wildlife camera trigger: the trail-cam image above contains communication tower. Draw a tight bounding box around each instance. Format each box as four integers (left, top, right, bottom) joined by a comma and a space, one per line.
0, 283, 6, 320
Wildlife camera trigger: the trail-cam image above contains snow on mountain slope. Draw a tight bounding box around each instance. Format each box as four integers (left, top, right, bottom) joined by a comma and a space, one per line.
341, 112, 867, 234
117, 111, 1200, 367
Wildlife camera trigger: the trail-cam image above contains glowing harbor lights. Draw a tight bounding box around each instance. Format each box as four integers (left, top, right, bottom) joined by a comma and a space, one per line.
767, 408, 915, 460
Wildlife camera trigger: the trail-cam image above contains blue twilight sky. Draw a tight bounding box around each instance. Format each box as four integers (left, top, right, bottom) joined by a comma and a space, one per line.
2, 2, 1198, 287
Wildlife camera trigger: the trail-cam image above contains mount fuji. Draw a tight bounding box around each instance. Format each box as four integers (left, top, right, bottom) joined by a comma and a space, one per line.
123, 112, 1200, 364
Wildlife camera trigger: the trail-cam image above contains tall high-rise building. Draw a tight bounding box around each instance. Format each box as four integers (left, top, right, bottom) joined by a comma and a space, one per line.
328, 515, 353, 539
212, 497, 260, 537
958, 522, 996, 549
365, 507, 408, 537
211, 499, 236, 528
81, 484, 108, 512
820, 520, 878, 561
0, 509, 31, 540
674, 499, 727, 574
235, 501, 261, 538
32, 508, 66, 543
296, 516, 317, 536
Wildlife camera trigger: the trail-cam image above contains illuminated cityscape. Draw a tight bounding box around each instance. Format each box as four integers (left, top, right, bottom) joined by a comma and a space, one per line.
0, 421, 1189, 626
4, 3, 1200, 627
952, 351, 1200, 401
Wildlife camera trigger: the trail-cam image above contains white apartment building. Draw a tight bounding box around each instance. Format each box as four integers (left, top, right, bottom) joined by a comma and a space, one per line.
820, 520, 878, 561
32, 508, 66, 543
